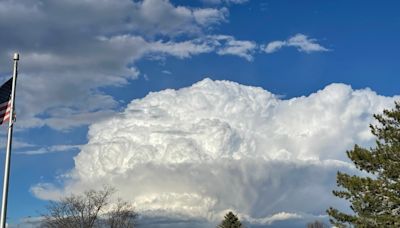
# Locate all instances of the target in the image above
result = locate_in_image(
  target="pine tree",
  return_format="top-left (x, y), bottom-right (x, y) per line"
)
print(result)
top-left (217, 211), bottom-right (243, 228)
top-left (327, 102), bottom-right (400, 227)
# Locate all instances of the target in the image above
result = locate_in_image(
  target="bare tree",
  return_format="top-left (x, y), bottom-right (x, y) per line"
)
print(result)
top-left (41, 186), bottom-right (137, 228)
top-left (306, 220), bottom-right (328, 228)
top-left (104, 199), bottom-right (137, 228)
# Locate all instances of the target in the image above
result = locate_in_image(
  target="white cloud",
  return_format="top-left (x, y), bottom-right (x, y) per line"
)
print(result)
top-left (0, 137), bottom-right (36, 151)
top-left (241, 212), bottom-right (302, 225)
top-left (193, 7), bottom-right (228, 26)
top-left (162, 70), bottom-right (172, 75)
top-left (150, 38), bottom-right (216, 58)
top-left (264, 40), bottom-right (286, 54)
top-left (16, 144), bottom-right (81, 155)
top-left (132, 0), bottom-right (228, 35)
top-left (1, 1), bottom-right (326, 132)
top-left (213, 35), bottom-right (257, 61)
top-left (102, 34), bottom-right (257, 62)
top-left (12, 33), bottom-right (257, 130)
top-left (263, 34), bottom-right (330, 53)
top-left (32, 79), bottom-right (399, 226)
top-left (0, 0), bottom-right (234, 130)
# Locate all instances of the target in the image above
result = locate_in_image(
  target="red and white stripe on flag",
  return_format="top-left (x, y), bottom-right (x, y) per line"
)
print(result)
top-left (0, 101), bottom-right (11, 124)
top-left (0, 77), bottom-right (13, 125)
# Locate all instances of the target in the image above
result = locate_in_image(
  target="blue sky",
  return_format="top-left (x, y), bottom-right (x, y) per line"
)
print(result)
top-left (0, 0), bottom-right (400, 227)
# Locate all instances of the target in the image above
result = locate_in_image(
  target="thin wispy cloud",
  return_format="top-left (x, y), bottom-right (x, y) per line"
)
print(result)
top-left (263, 34), bottom-right (330, 53)
top-left (213, 35), bottom-right (257, 61)
top-left (162, 70), bottom-right (172, 75)
top-left (201, 0), bottom-right (249, 5)
top-left (16, 144), bottom-right (82, 155)
top-left (240, 212), bottom-right (302, 225)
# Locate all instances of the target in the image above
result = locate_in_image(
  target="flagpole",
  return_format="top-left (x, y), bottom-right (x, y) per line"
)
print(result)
top-left (0, 53), bottom-right (19, 228)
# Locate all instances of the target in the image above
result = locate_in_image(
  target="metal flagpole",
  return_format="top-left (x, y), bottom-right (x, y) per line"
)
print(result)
top-left (0, 53), bottom-right (19, 228)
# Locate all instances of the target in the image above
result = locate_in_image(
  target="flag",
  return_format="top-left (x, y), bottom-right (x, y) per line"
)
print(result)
top-left (0, 78), bottom-right (12, 125)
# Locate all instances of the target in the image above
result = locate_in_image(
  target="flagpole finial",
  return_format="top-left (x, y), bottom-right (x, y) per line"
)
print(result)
top-left (13, 53), bottom-right (19, 61)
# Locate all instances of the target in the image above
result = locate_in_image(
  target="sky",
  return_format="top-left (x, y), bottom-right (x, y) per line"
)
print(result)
top-left (0, 0), bottom-right (400, 227)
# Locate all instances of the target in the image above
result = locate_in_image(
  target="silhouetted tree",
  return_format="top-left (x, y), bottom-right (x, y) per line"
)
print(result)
top-left (217, 211), bottom-right (243, 228)
top-left (307, 220), bottom-right (328, 228)
top-left (327, 102), bottom-right (400, 227)
top-left (41, 186), bottom-right (137, 228)
top-left (104, 199), bottom-right (137, 228)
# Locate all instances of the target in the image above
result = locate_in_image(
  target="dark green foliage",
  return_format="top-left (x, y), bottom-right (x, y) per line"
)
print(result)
top-left (327, 102), bottom-right (400, 227)
top-left (217, 211), bottom-right (243, 228)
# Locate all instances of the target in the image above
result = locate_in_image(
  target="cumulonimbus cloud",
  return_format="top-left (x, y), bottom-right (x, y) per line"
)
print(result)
top-left (31, 79), bottom-right (398, 226)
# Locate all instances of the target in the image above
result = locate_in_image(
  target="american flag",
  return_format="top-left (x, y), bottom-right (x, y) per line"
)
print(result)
top-left (0, 78), bottom-right (12, 125)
